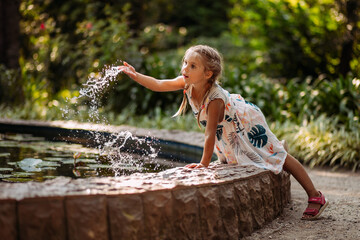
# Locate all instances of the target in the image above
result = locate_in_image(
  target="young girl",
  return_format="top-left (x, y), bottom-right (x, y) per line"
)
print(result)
top-left (119, 45), bottom-right (328, 220)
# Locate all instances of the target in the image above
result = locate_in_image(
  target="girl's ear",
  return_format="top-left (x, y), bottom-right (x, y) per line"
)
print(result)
top-left (205, 70), bottom-right (213, 80)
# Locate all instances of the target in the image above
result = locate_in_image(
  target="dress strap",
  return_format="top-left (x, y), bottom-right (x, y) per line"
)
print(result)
top-left (203, 84), bottom-right (228, 109)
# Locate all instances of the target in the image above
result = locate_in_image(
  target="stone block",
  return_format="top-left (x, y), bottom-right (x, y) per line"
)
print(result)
top-left (269, 173), bottom-right (281, 216)
top-left (233, 181), bottom-right (253, 237)
top-left (107, 194), bottom-right (145, 240)
top-left (282, 172), bottom-right (291, 204)
top-left (142, 190), bottom-right (174, 239)
top-left (172, 188), bottom-right (201, 240)
top-left (218, 183), bottom-right (239, 239)
top-left (260, 174), bottom-right (275, 222)
top-left (197, 185), bottom-right (225, 239)
top-left (66, 196), bottom-right (108, 240)
top-left (0, 200), bottom-right (17, 240)
top-left (18, 197), bottom-right (66, 240)
top-left (248, 177), bottom-right (265, 229)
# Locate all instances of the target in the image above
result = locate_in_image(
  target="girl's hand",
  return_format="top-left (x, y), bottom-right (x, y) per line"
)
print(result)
top-left (118, 62), bottom-right (137, 79)
top-left (185, 163), bottom-right (207, 169)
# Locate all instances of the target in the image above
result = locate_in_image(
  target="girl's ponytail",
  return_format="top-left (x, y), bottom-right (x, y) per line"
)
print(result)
top-left (172, 85), bottom-right (189, 118)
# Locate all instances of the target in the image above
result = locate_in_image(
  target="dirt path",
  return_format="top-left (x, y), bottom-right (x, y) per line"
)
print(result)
top-left (244, 167), bottom-right (360, 240)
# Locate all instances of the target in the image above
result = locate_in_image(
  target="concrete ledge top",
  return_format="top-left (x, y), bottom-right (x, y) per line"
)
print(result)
top-left (0, 164), bottom-right (273, 201)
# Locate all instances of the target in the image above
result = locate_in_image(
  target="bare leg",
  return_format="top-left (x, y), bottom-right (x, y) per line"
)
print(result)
top-left (283, 153), bottom-right (322, 219)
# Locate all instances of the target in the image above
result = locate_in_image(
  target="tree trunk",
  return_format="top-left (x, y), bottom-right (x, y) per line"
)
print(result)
top-left (0, 0), bottom-right (23, 105)
top-left (0, 0), bottom-right (21, 69)
top-left (338, 0), bottom-right (359, 76)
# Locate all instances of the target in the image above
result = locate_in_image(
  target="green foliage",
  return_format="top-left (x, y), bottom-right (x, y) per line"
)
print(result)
top-left (271, 115), bottom-right (360, 171)
top-left (229, 0), bottom-right (360, 78)
top-left (120, 0), bottom-right (230, 41)
top-left (164, 0), bottom-right (230, 40)
top-left (222, 71), bottom-right (360, 129)
top-left (20, 0), bottom-right (135, 92)
top-left (73, 3), bottom-right (133, 74)
top-left (137, 23), bottom-right (187, 52)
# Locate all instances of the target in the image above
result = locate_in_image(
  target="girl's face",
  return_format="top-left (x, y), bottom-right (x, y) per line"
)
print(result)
top-left (181, 51), bottom-right (212, 85)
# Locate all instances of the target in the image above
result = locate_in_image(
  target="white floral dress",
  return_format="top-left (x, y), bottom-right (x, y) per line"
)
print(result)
top-left (186, 83), bottom-right (287, 174)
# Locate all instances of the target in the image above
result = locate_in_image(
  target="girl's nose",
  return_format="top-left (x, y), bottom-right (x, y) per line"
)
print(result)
top-left (182, 67), bottom-right (187, 74)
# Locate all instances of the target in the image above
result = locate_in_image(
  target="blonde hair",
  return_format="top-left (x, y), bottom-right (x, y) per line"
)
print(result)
top-left (173, 45), bottom-right (223, 128)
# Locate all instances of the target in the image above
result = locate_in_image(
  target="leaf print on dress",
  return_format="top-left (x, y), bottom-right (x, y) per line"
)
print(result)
top-left (200, 120), bottom-right (207, 127)
top-left (225, 115), bottom-right (233, 122)
top-left (216, 125), bottom-right (224, 141)
top-left (241, 150), bottom-right (263, 164)
top-left (228, 132), bottom-right (242, 155)
top-left (247, 124), bottom-right (268, 148)
top-left (233, 114), bottom-right (244, 134)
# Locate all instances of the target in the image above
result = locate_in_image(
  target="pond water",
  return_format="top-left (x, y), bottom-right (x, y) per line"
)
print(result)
top-left (0, 133), bottom-right (185, 183)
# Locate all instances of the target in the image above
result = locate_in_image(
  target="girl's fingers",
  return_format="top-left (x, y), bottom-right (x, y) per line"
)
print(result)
top-left (185, 163), bottom-right (204, 169)
top-left (185, 164), bottom-right (196, 168)
top-left (118, 65), bottom-right (136, 79)
top-left (123, 61), bottom-right (130, 68)
top-left (124, 61), bottom-right (135, 71)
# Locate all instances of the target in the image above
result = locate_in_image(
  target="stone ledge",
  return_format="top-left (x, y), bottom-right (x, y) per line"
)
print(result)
top-left (0, 164), bottom-right (291, 239)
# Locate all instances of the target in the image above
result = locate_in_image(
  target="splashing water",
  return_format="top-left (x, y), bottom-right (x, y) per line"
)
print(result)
top-left (78, 65), bottom-right (124, 123)
top-left (61, 63), bottom-right (160, 176)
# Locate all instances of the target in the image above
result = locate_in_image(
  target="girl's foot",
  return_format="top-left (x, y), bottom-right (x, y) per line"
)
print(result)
top-left (301, 191), bottom-right (329, 220)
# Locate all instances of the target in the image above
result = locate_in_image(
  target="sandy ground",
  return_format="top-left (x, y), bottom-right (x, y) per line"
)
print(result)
top-left (244, 166), bottom-right (360, 240)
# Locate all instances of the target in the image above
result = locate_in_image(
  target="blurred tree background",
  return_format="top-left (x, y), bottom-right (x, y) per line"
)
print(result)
top-left (0, 0), bottom-right (359, 170)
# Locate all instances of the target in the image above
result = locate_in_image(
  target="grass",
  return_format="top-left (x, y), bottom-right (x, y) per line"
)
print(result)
top-left (271, 115), bottom-right (360, 172)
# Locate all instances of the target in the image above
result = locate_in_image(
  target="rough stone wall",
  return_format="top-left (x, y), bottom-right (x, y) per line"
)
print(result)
top-left (0, 164), bottom-right (290, 240)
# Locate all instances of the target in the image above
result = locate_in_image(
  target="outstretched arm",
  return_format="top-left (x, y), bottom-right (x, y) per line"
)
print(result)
top-left (119, 62), bottom-right (185, 92)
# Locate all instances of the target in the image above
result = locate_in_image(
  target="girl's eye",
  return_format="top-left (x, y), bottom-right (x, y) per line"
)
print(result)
top-left (191, 64), bottom-right (196, 69)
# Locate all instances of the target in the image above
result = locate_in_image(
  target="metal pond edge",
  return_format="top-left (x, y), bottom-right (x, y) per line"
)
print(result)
top-left (0, 120), bottom-right (203, 163)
